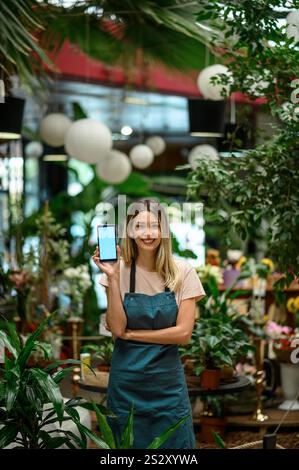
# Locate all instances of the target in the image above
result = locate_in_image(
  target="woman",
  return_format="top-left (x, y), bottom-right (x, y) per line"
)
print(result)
top-left (92, 198), bottom-right (206, 449)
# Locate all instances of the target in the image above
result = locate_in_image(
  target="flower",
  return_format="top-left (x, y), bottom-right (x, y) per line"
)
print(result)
top-left (287, 296), bottom-right (299, 314)
top-left (265, 320), bottom-right (292, 337)
top-left (235, 256), bottom-right (247, 270)
top-left (261, 258), bottom-right (274, 273)
top-left (196, 264), bottom-right (224, 285)
top-left (58, 265), bottom-right (92, 317)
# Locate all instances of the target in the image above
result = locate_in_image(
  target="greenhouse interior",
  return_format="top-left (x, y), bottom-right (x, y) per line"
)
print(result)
top-left (0, 0), bottom-right (299, 454)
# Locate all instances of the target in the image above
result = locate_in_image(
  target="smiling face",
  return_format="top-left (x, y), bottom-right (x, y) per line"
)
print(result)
top-left (129, 210), bottom-right (162, 253)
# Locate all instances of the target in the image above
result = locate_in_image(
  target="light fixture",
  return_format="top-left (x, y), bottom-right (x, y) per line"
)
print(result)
top-left (25, 141), bottom-right (43, 159)
top-left (188, 144), bottom-right (219, 170)
top-left (129, 144), bottom-right (154, 169)
top-left (286, 10), bottom-right (299, 42)
top-left (40, 113), bottom-right (72, 147)
top-left (124, 96), bottom-right (148, 106)
top-left (43, 154), bottom-right (68, 162)
top-left (121, 125), bottom-right (133, 136)
top-left (0, 96), bottom-right (25, 140)
top-left (65, 118), bottom-right (112, 164)
top-left (96, 150), bottom-right (132, 184)
top-left (197, 64), bottom-right (232, 101)
top-left (145, 136), bottom-right (166, 156)
top-left (188, 99), bottom-right (226, 137)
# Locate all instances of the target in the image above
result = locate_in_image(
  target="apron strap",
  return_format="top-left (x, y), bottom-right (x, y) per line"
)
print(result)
top-left (130, 258), bottom-right (170, 293)
top-left (130, 258), bottom-right (136, 293)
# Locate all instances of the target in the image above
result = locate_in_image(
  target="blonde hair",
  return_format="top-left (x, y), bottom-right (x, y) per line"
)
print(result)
top-left (120, 198), bottom-right (182, 292)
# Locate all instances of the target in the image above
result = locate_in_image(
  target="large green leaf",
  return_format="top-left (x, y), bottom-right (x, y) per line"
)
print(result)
top-left (0, 424), bottom-right (18, 449)
top-left (29, 368), bottom-right (64, 423)
top-left (0, 330), bottom-right (18, 359)
top-left (17, 313), bottom-right (54, 369)
top-left (147, 415), bottom-right (189, 449)
top-left (5, 367), bottom-right (20, 412)
top-left (93, 402), bottom-right (116, 449)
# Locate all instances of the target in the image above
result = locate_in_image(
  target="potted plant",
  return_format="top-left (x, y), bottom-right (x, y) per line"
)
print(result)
top-left (265, 320), bottom-right (299, 410)
top-left (83, 337), bottom-right (114, 372)
top-left (199, 395), bottom-right (227, 443)
top-left (0, 314), bottom-right (111, 449)
top-left (188, 314), bottom-right (253, 390)
top-left (182, 270), bottom-right (254, 390)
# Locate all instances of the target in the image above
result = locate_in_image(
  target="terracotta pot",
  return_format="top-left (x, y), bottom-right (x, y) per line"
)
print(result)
top-left (97, 363), bottom-right (110, 372)
top-left (200, 368), bottom-right (221, 390)
top-left (200, 416), bottom-right (227, 443)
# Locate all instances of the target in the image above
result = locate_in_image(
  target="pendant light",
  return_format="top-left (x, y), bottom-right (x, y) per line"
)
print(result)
top-left (188, 99), bottom-right (227, 137)
top-left (0, 96), bottom-right (25, 140)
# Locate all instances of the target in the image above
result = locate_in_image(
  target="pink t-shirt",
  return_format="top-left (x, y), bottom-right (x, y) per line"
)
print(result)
top-left (98, 257), bottom-right (206, 307)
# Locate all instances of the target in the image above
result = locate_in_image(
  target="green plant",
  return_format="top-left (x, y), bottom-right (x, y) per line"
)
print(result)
top-left (83, 336), bottom-right (114, 365)
top-left (212, 431), bottom-right (226, 449)
top-left (0, 312), bottom-right (189, 449)
top-left (177, 0), bottom-right (299, 287)
top-left (0, 314), bottom-right (111, 449)
top-left (0, 0), bottom-right (53, 89)
top-left (94, 402), bottom-right (189, 449)
top-left (190, 313), bottom-right (254, 376)
top-left (42, 0), bottom-right (212, 73)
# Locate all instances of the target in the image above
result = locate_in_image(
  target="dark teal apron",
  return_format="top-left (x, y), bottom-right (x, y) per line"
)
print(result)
top-left (106, 258), bottom-right (196, 449)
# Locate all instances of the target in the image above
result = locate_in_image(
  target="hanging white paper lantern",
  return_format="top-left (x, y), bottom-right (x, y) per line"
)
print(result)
top-left (197, 64), bottom-right (233, 101)
top-left (145, 136), bottom-right (166, 156)
top-left (40, 113), bottom-right (72, 147)
top-left (96, 150), bottom-right (132, 184)
top-left (25, 141), bottom-right (43, 159)
top-left (65, 118), bottom-right (112, 164)
top-left (129, 144), bottom-right (154, 169)
top-left (188, 144), bottom-right (219, 169)
top-left (286, 10), bottom-right (299, 42)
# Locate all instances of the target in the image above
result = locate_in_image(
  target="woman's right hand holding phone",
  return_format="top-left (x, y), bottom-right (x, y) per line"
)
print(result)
top-left (92, 245), bottom-right (121, 279)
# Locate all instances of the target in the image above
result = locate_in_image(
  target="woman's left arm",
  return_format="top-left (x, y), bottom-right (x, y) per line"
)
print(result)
top-left (118, 298), bottom-right (196, 345)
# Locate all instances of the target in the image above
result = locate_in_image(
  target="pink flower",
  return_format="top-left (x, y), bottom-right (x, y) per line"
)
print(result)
top-left (265, 320), bottom-right (292, 337)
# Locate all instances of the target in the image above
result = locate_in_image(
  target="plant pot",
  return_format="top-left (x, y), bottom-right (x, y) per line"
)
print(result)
top-left (200, 416), bottom-right (227, 443)
top-left (97, 363), bottom-right (110, 372)
top-left (278, 362), bottom-right (299, 411)
top-left (220, 365), bottom-right (234, 380)
top-left (200, 368), bottom-right (221, 390)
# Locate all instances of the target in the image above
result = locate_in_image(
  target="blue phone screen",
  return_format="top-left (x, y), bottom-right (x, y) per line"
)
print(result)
top-left (98, 226), bottom-right (117, 260)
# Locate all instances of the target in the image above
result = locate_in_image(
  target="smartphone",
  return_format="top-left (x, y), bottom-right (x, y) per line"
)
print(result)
top-left (97, 224), bottom-right (117, 262)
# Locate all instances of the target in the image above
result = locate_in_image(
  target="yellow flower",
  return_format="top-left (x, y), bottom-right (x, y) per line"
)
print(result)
top-left (261, 258), bottom-right (274, 272)
top-left (236, 256), bottom-right (247, 270)
top-left (294, 296), bottom-right (299, 311)
top-left (287, 297), bottom-right (297, 314)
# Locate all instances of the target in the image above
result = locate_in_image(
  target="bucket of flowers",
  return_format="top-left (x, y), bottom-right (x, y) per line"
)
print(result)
top-left (265, 320), bottom-right (299, 410)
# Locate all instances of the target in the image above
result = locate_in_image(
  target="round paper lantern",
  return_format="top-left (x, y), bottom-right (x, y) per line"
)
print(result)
top-left (197, 64), bottom-right (233, 101)
top-left (129, 144), bottom-right (154, 169)
top-left (188, 144), bottom-right (219, 170)
top-left (145, 136), bottom-right (166, 156)
top-left (40, 113), bottom-right (72, 147)
top-left (96, 150), bottom-right (132, 184)
top-left (286, 10), bottom-right (299, 42)
top-left (65, 118), bottom-right (112, 164)
top-left (25, 141), bottom-right (43, 159)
